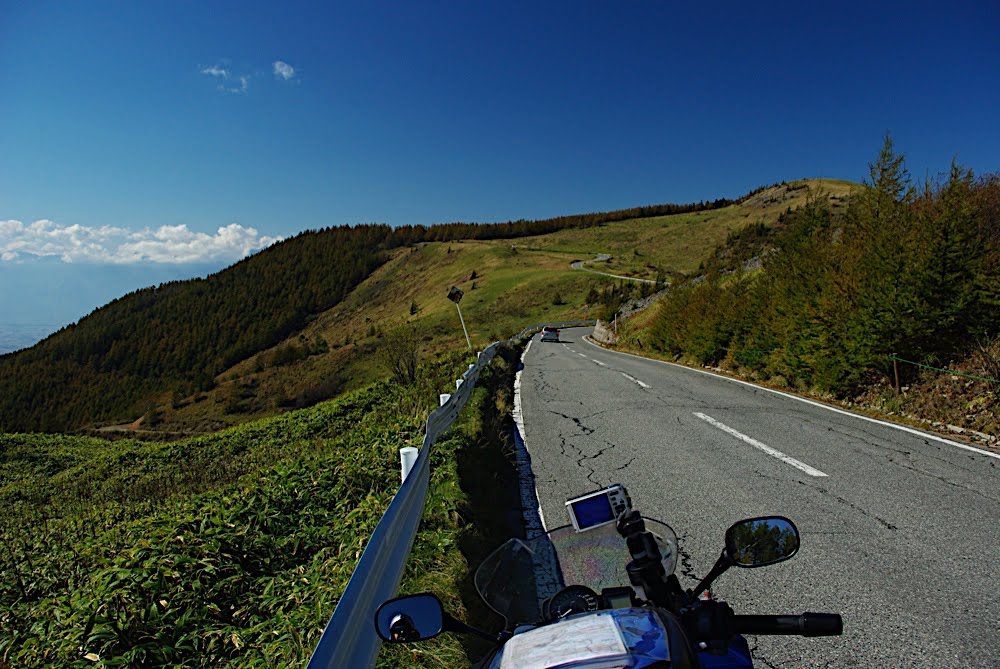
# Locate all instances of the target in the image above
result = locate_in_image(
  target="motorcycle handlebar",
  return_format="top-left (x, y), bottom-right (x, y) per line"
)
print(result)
top-left (734, 613), bottom-right (843, 637)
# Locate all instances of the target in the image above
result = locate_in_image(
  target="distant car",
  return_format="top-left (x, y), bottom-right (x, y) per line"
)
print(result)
top-left (541, 326), bottom-right (559, 342)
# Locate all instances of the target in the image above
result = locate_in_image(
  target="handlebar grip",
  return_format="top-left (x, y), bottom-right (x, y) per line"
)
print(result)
top-left (734, 613), bottom-right (843, 637)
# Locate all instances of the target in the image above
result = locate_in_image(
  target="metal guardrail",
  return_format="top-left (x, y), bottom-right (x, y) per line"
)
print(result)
top-left (306, 321), bottom-right (595, 668)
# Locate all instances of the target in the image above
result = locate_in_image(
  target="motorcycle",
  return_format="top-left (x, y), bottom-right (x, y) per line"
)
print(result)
top-left (373, 484), bottom-right (842, 668)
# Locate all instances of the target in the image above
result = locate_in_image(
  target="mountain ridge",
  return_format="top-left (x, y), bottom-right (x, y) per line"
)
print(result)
top-left (0, 180), bottom-right (852, 434)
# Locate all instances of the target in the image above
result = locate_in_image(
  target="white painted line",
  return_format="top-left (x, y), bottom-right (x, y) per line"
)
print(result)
top-left (621, 372), bottom-right (651, 389)
top-left (513, 340), bottom-right (547, 534)
top-left (593, 360), bottom-right (607, 367)
top-left (578, 353), bottom-right (587, 358)
top-left (514, 345), bottom-right (532, 423)
top-left (695, 412), bottom-right (828, 477)
top-left (583, 337), bottom-right (1000, 462)
top-left (537, 501), bottom-right (548, 532)
top-left (515, 351), bottom-right (573, 597)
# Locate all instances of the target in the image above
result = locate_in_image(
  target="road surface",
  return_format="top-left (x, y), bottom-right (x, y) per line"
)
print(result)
top-left (515, 326), bottom-right (1000, 668)
top-left (570, 253), bottom-right (657, 284)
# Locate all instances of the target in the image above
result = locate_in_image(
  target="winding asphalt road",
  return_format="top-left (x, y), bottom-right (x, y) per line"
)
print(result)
top-left (570, 253), bottom-right (657, 284)
top-left (516, 326), bottom-right (1000, 668)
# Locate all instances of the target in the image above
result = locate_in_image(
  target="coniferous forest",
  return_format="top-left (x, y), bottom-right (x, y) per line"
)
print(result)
top-left (649, 137), bottom-right (1000, 395)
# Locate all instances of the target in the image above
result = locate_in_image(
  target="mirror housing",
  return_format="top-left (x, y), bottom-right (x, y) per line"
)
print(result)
top-left (725, 516), bottom-right (800, 568)
top-left (374, 593), bottom-right (445, 643)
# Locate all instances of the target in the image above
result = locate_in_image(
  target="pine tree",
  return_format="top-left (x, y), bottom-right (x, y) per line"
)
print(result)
top-left (846, 133), bottom-right (920, 373)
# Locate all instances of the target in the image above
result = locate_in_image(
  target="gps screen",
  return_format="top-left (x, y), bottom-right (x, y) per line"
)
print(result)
top-left (572, 493), bottom-right (615, 530)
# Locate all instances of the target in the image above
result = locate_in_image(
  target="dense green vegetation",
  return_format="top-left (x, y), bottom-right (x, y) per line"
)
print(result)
top-left (0, 196), bottom-right (747, 435)
top-left (647, 137), bottom-right (1000, 395)
top-left (0, 351), bottom-right (508, 668)
top-left (0, 226), bottom-right (393, 433)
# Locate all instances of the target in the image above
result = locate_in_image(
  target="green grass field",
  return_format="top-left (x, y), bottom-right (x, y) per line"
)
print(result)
top-left (517, 179), bottom-right (855, 278)
top-left (95, 180), bottom-right (856, 443)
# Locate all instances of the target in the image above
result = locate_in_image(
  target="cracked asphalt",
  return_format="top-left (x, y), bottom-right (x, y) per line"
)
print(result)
top-left (516, 327), bottom-right (1000, 668)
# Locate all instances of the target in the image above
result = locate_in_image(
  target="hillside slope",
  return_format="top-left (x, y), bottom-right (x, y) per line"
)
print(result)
top-left (0, 180), bottom-right (852, 435)
top-left (148, 179), bottom-right (853, 435)
top-left (0, 227), bottom-right (396, 433)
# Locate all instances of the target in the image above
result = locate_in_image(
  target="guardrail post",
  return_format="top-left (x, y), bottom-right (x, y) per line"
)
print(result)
top-left (439, 393), bottom-right (451, 406)
top-left (893, 354), bottom-right (901, 395)
top-left (399, 447), bottom-right (418, 482)
top-left (455, 379), bottom-right (463, 390)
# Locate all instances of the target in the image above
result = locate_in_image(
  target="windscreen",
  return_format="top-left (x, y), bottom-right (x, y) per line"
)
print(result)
top-left (474, 518), bottom-right (678, 626)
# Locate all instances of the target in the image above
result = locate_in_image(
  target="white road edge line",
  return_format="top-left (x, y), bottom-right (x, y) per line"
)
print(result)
top-left (583, 336), bottom-right (1000, 462)
top-left (513, 339), bottom-right (548, 533)
top-left (695, 412), bottom-right (828, 477)
top-left (621, 372), bottom-right (651, 389)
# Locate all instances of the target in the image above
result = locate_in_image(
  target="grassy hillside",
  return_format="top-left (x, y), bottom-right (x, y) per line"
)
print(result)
top-left (0, 192), bottom-right (750, 435)
top-left (1, 180), bottom-right (846, 437)
top-left (516, 179), bottom-right (855, 278)
top-left (135, 179), bottom-right (854, 436)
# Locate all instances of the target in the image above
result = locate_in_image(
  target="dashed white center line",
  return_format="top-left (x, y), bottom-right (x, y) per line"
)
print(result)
top-left (621, 373), bottom-right (650, 388)
top-left (593, 360), bottom-right (607, 366)
top-left (694, 412), bottom-right (828, 477)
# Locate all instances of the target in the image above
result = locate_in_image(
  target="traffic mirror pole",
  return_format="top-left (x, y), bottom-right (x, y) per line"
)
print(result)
top-left (447, 285), bottom-right (472, 351)
top-left (455, 302), bottom-right (472, 351)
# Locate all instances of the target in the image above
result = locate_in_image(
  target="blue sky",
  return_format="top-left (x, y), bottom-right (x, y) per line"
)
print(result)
top-left (1, 1), bottom-right (998, 347)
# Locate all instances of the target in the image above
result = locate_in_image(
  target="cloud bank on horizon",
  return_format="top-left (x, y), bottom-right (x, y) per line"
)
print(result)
top-left (0, 219), bottom-right (281, 264)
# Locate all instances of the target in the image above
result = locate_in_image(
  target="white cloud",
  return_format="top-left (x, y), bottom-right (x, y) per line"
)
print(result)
top-left (200, 65), bottom-right (229, 78)
top-left (200, 62), bottom-right (250, 94)
top-left (0, 219), bottom-right (281, 265)
top-left (201, 60), bottom-right (297, 93)
top-left (220, 74), bottom-right (251, 94)
top-left (273, 60), bottom-right (295, 80)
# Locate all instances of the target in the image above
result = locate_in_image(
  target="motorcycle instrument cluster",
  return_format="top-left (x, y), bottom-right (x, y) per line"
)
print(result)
top-left (542, 585), bottom-right (601, 620)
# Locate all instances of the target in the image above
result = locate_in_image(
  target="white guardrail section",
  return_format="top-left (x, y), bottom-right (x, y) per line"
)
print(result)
top-left (306, 321), bottom-right (595, 669)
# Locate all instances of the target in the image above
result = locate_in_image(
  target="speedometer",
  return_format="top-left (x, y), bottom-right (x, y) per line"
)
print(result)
top-left (542, 585), bottom-right (601, 620)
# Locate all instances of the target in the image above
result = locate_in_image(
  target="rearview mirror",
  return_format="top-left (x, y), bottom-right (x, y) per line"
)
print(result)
top-left (725, 516), bottom-right (799, 568)
top-left (374, 593), bottom-right (444, 643)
